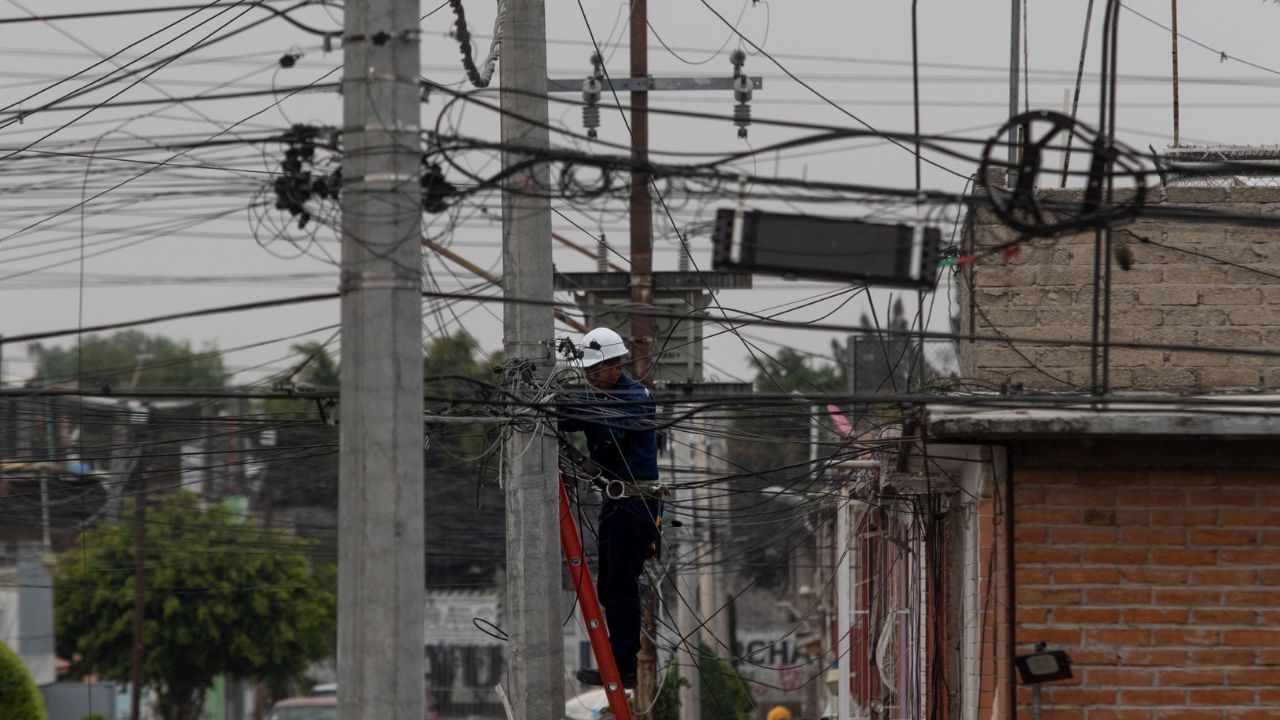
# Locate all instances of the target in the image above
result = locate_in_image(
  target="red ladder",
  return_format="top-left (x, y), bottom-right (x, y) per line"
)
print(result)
top-left (558, 475), bottom-right (634, 720)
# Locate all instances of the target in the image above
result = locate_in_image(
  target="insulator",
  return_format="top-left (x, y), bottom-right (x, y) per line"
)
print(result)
top-left (582, 76), bottom-right (603, 104)
top-left (733, 102), bottom-right (751, 139)
top-left (733, 74), bottom-right (753, 104)
top-left (582, 104), bottom-right (601, 139)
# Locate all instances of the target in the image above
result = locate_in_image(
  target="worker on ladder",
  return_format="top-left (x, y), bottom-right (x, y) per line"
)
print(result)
top-left (560, 327), bottom-right (662, 690)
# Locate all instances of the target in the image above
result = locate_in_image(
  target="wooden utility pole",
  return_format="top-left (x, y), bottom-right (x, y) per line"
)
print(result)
top-left (629, 0), bottom-right (655, 386)
top-left (336, 0), bottom-right (425, 716)
top-left (627, 2), bottom-right (661, 715)
top-left (500, 0), bottom-right (563, 716)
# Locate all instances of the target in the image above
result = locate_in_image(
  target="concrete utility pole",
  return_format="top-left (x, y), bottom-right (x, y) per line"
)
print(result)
top-left (698, 435), bottom-right (731, 652)
top-left (337, 0), bottom-right (425, 716)
top-left (499, 0), bottom-right (563, 716)
top-left (677, 431), bottom-right (702, 720)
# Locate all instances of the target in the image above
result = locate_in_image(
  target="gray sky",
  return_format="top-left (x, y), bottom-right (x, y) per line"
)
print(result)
top-left (3, 0), bottom-right (1277, 385)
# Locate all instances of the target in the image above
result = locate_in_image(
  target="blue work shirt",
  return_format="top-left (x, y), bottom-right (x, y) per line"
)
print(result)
top-left (559, 372), bottom-right (659, 483)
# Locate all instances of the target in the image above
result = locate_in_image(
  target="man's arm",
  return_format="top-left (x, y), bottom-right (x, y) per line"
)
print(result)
top-left (555, 390), bottom-right (598, 433)
top-left (588, 386), bottom-right (655, 433)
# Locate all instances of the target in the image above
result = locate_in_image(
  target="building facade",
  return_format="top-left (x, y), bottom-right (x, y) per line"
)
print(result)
top-left (926, 179), bottom-right (1280, 719)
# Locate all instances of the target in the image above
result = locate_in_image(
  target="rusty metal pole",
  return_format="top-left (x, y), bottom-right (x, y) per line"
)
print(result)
top-left (629, 1), bottom-right (659, 715)
top-left (629, 0), bottom-right (654, 386)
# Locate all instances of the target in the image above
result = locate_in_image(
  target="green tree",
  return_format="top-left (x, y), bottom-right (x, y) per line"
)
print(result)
top-left (654, 662), bottom-right (689, 720)
top-left (0, 640), bottom-right (47, 720)
top-left (845, 297), bottom-right (933, 396)
top-left (261, 341), bottom-right (340, 420)
top-left (422, 330), bottom-right (498, 381)
top-left (749, 347), bottom-right (846, 395)
top-left (423, 330), bottom-right (503, 461)
top-left (698, 645), bottom-right (753, 720)
top-left (728, 346), bottom-right (846, 492)
top-left (54, 493), bottom-right (335, 720)
top-left (256, 331), bottom-right (507, 588)
top-left (730, 300), bottom-right (944, 486)
top-left (654, 650), bottom-right (753, 720)
top-left (421, 331), bottom-right (506, 587)
top-left (29, 330), bottom-right (226, 389)
top-left (291, 341), bottom-right (339, 388)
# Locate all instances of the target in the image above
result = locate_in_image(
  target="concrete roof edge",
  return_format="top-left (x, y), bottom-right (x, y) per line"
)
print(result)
top-left (923, 394), bottom-right (1280, 441)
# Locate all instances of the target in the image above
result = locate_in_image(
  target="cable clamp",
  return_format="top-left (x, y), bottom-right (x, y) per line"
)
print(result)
top-left (343, 29), bottom-right (421, 45)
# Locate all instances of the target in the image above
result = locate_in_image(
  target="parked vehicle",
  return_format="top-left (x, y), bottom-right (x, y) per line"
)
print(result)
top-left (564, 687), bottom-right (617, 720)
top-left (269, 696), bottom-right (337, 720)
top-left (271, 687), bottom-right (437, 720)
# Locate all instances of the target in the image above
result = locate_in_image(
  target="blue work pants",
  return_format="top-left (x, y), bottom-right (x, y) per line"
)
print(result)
top-left (596, 496), bottom-right (661, 676)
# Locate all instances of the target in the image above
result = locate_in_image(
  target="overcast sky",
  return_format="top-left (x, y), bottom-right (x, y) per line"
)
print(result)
top-left (3, 0), bottom-right (1277, 386)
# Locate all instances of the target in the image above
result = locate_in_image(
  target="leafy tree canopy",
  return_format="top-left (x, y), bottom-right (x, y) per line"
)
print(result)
top-left (287, 341), bottom-right (339, 388)
top-left (698, 644), bottom-right (754, 720)
top-left (654, 662), bottom-right (689, 720)
top-left (421, 331), bottom-right (506, 587)
top-left (422, 330), bottom-right (500, 383)
top-left (257, 331), bottom-right (506, 588)
top-left (749, 346), bottom-right (846, 395)
top-left (261, 341), bottom-right (340, 420)
top-left (29, 331), bottom-right (225, 389)
top-left (0, 640), bottom-right (47, 720)
top-left (54, 492), bottom-right (335, 720)
top-left (654, 647), bottom-right (754, 720)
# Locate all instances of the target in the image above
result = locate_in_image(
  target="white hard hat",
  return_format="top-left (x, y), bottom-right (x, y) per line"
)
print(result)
top-left (578, 327), bottom-right (628, 368)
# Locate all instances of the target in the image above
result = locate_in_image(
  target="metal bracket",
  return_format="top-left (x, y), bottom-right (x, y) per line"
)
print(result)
top-left (546, 76), bottom-right (763, 93)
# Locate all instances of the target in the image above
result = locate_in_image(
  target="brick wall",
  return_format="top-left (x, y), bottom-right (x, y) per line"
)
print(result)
top-left (1012, 466), bottom-right (1280, 720)
top-left (960, 183), bottom-right (1280, 392)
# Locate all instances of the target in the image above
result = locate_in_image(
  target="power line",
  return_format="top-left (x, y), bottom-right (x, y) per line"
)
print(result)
top-left (0, 292), bottom-right (338, 346)
top-left (0, 84), bottom-right (338, 119)
top-left (695, 0), bottom-right (967, 181)
top-left (1120, 2), bottom-right (1280, 77)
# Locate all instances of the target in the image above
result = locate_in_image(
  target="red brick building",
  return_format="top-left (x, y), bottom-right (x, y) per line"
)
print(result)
top-left (925, 181), bottom-right (1280, 719)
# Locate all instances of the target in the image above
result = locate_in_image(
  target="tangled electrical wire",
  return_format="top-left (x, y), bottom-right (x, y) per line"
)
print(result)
top-left (270, 123), bottom-right (340, 230)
